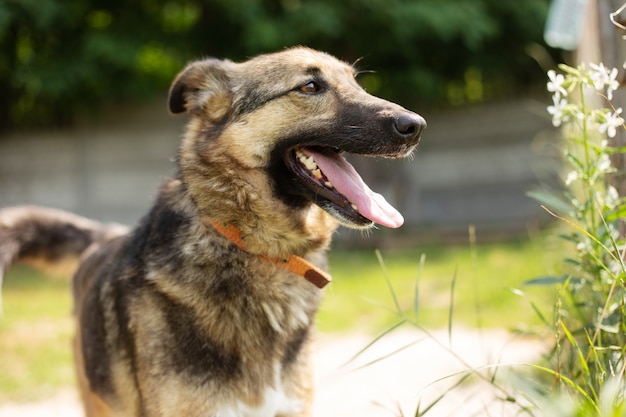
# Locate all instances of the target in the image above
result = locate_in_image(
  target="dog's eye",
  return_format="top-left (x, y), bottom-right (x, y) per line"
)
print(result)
top-left (298, 81), bottom-right (321, 94)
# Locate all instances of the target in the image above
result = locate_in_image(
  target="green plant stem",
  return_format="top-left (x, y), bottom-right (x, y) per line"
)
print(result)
top-left (578, 83), bottom-right (598, 241)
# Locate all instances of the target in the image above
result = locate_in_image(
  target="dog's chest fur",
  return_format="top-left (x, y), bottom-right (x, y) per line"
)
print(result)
top-left (216, 364), bottom-right (303, 416)
top-left (75, 180), bottom-right (324, 415)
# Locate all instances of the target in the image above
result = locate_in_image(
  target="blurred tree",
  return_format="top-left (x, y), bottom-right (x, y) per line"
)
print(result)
top-left (0, 0), bottom-right (551, 131)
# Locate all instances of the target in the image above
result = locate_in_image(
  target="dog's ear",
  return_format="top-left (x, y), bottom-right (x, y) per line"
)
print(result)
top-left (168, 59), bottom-right (234, 116)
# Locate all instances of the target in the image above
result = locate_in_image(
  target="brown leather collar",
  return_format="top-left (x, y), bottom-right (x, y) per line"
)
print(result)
top-left (210, 222), bottom-right (331, 289)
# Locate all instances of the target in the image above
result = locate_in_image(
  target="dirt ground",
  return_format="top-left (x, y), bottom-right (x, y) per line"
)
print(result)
top-left (0, 327), bottom-right (544, 417)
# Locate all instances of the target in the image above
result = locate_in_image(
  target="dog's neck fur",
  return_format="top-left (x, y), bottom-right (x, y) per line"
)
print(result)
top-left (210, 221), bottom-right (332, 288)
top-left (177, 136), bottom-right (339, 260)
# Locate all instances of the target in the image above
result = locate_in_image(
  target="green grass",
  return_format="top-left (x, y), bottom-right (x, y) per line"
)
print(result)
top-left (0, 235), bottom-right (559, 402)
top-left (0, 266), bottom-right (75, 402)
top-left (318, 236), bottom-right (559, 333)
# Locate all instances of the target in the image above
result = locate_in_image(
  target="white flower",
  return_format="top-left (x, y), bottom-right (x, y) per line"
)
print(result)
top-left (606, 185), bottom-right (619, 209)
top-left (597, 153), bottom-right (612, 173)
top-left (589, 63), bottom-right (609, 90)
top-left (606, 67), bottom-right (620, 100)
top-left (598, 107), bottom-right (624, 138)
top-left (547, 94), bottom-right (569, 127)
top-left (576, 240), bottom-right (591, 253)
top-left (589, 63), bottom-right (620, 100)
top-left (565, 170), bottom-right (578, 185)
top-left (547, 70), bottom-right (567, 98)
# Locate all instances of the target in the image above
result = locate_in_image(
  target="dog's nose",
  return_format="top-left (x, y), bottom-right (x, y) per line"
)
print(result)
top-left (393, 114), bottom-right (426, 143)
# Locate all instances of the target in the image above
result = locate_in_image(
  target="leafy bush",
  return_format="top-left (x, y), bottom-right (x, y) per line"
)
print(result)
top-left (0, 0), bottom-right (551, 130)
top-left (527, 61), bottom-right (626, 415)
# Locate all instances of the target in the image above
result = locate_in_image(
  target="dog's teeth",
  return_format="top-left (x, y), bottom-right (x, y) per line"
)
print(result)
top-left (303, 157), bottom-right (318, 171)
top-left (295, 150), bottom-right (324, 179)
top-left (351, 203), bottom-right (359, 212)
top-left (325, 181), bottom-right (334, 189)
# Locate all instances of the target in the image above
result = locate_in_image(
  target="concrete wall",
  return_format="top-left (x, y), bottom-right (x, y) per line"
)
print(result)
top-left (0, 98), bottom-right (183, 224)
top-left (0, 98), bottom-right (559, 241)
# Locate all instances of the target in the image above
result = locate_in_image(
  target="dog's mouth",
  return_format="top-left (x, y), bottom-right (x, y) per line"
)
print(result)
top-left (283, 147), bottom-right (404, 229)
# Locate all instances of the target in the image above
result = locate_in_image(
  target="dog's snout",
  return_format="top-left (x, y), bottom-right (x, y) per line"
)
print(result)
top-left (393, 114), bottom-right (426, 143)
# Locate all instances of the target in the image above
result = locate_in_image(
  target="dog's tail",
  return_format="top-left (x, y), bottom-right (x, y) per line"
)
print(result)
top-left (0, 206), bottom-right (128, 284)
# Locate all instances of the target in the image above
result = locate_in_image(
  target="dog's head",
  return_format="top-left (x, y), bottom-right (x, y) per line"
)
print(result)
top-left (169, 47), bottom-right (425, 232)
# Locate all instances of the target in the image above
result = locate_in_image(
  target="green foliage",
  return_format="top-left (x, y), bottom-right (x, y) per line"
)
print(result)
top-left (320, 238), bottom-right (554, 333)
top-left (0, 0), bottom-right (551, 130)
top-left (524, 62), bottom-right (626, 415)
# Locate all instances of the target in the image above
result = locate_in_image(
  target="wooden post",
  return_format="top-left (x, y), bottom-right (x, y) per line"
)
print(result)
top-left (598, 1), bottom-right (626, 201)
top-left (578, 0), bottom-right (626, 239)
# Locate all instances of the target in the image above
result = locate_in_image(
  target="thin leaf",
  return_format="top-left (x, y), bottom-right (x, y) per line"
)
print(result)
top-left (560, 320), bottom-right (592, 381)
top-left (598, 210), bottom-right (626, 275)
top-left (527, 191), bottom-right (573, 216)
top-left (564, 257), bottom-right (582, 267)
top-left (604, 145), bottom-right (626, 154)
top-left (559, 233), bottom-right (580, 243)
top-left (414, 253), bottom-right (426, 319)
top-left (530, 299), bottom-right (552, 329)
top-left (359, 296), bottom-right (401, 315)
top-left (528, 363), bottom-right (600, 413)
top-left (348, 338), bottom-right (425, 373)
top-left (541, 206), bottom-right (622, 266)
top-left (341, 320), bottom-right (406, 368)
top-left (415, 372), bottom-right (475, 416)
top-left (584, 329), bottom-right (605, 375)
top-left (605, 204), bottom-right (626, 223)
top-left (448, 265), bottom-right (458, 345)
top-left (565, 151), bottom-right (585, 172)
top-left (375, 249), bottom-right (403, 315)
top-left (417, 362), bottom-right (526, 410)
top-left (523, 276), bottom-right (570, 286)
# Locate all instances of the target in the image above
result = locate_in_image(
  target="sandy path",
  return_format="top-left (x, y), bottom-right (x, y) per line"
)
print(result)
top-left (314, 327), bottom-right (542, 416)
top-left (0, 327), bottom-right (544, 417)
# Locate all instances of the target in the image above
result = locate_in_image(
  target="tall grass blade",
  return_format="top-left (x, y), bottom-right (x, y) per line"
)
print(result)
top-left (523, 276), bottom-right (572, 286)
top-left (598, 209), bottom-right (626, 274)
top-left (414, 253), bottom-right (426, 319)
top-left (541, 205), bottom-right (622, 265)
top-left (448, 265), bottom-right (458, 346)
top-left (529, 299), bottom-right (551, 329)
top-left (559, 321), bottom-right (589, 377)
top-left (468, 224), bottom-right (483, 330)
top-left (528, 364), bottom-right (600, 414)
top-left (375, 249), bottom-right (403, 315)
top-left (341, 320), bottom-right (406, 368)
top-left (348, 338), bottom-right (426, 373)
top-left (415, 372), bottom-right (474, 416)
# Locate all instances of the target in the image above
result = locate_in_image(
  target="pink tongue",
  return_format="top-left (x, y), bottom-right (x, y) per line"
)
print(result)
top-left (303, 149), bottom-right (404, 228)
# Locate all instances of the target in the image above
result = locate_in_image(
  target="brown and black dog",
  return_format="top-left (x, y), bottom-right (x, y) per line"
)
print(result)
top-left (0, 47), bottom-right (425, 416)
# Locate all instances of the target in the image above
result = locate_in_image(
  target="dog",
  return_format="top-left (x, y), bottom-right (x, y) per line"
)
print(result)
top-left (0, 47), bottom-right (425, 417)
